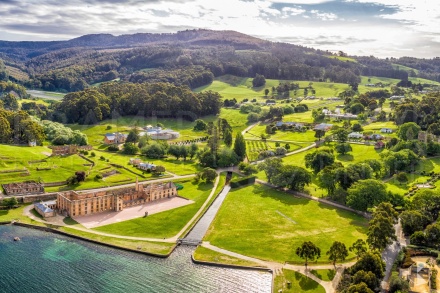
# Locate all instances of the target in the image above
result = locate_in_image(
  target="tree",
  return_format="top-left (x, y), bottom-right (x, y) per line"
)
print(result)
top-left (425, 223), bottom-right (440, 247)
top-left (141, 143), bottom-right (166, 158)
top-left (349, 239), bottom-right (368, 260)
top-left (126, 128), bottom-right (139, 143)
top-left (346, 179), bottom-right (388, 211)
top-left (122, 142), bottom-right (139, 155)
top-left (346, 282), bottom-right (374, 293)
top-left (295, 241), bottom-right (321, 270)
top-left (388, 274), bottom-right (410, 293)
top-left (411, 189), bottom-right (440, 221)
top-left (395, 172), bottom-right (408, 185)
top-left (326, 241), bottom-right (348, 268)
top-left (257, 157), bottom-right (283, 183)
top-left (305, 150), bottom-right (335, 174)
top-left (397, 122), bottom-right (421, 141)
top-left (352, 123), bottom-right (363, 132)
top-left (199, 168), bottom-right (218, 183)
top-left (252, 74), bottom-right (266, 87)
top-left (208, 126), bottom-right (220, 154)
top-left (410, 231), bottom-right (427, 246)
top-left (272, 165), bottom-right (311, 191)
top-left (314, 129), bottom-right (325, 141)
top-left (335, 143), bottom-right (352, 155)
top-left (317, 165), bottom-right (339, 195)
top-left (233, 133), bottom-right (246, 161)
top-left (264, 88), bottom-right (269, 96)
top-left (193, 119), bottom-right (208, 131)
top-left (189, 143), bottom-right (199, 160)
top-left (367, 212), bottom-right (397, 251)
top-left (0, 115), bottom-right (11, 143)
top-left (168, 145), bottom-right (183, 160)
top-left (352, 270), bottom-right (379, 291)
top-left (224, 128), bottom-right (233, 147)
top-left (217, 147), bottom-right (239, 167)
top-left (400, 210), bottom-right (430, 236)
top-left (153, 165), bottom-right (165, 175)
top-left (198, 149), bottom-right (217, 168)
top-left (333, 129), bottom-right (348, 143)
top-left (2, 197), bottom-right (18, 209)
top-left (349, 103), bottom-right (365, 114)
top-left (350, 251), bottom-right (386, 279)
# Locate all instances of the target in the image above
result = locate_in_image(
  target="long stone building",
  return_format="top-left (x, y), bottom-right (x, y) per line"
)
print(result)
top-left (56, 180), bottom-right (177, 217)
top-left (2, 181), bottom-right (45, 196)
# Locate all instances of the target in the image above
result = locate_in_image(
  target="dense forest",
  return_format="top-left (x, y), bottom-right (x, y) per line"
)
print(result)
top-left (54, 82), bottom-right (222, 124)
top-left (2, 29), bottom-right (436, 93)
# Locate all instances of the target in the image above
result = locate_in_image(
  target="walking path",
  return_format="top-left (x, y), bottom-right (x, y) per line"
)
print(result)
top-left (201, 241), bottom-right (355, 293)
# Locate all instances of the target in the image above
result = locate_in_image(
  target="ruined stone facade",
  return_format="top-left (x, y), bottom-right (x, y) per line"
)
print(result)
top-left (2, 181), bottom-right (45, 196)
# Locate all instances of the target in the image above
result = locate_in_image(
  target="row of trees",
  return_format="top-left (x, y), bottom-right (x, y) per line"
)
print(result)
top-left (0, 109), bottom-right (45, 145)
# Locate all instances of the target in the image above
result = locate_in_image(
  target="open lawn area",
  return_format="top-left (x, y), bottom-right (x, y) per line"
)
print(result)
top-left (204, 184), bottom-right (368, 263)
top-left (92, 180), bottom-right (213, 238)
top-left (274, 269), bottom-right (325, 293)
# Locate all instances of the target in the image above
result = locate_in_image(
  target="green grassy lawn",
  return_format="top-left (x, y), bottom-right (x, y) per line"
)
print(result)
top-left (274, 269), bottom-right (325, 293)
top-left (244, 124), bottom-right (317, 143)
top-left (384, 157), bottom-right (440, 195)
top-left (362, 121), bottom-right (398, 132)
top-left (409, 77), bottom-right (440, 86)
top-left (325, 56), bottom-right (358, 63)
top-left (193, 246), bottom-right (263, 267)
top-left (204, 184), bottom-right (368, 263)
top-left (93, 180), bottom-right (213, 238)
top-left (392, 63), bottom-right (419, 74)
top-left (69, 116), bottom-right (216, 146)
top-left (92, 149), bottom-right (201, 176)
top-left (60, 226), bottom-right (175, 255)
top-left (27, 89), bottom-right (66, 100)
top-left (0, 204), bottom-right (46, 226)
top-left (310, 269), bottom-right (336, 281)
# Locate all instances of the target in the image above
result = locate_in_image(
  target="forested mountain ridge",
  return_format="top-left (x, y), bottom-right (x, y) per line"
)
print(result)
top-left (0, 29), bottom-right (439, 92)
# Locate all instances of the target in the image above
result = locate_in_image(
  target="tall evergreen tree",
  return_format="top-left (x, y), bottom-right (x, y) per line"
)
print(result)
top-left (233, 133), bottom-right (246, 161)
top-left (224, 128), bottom-right (233, 147)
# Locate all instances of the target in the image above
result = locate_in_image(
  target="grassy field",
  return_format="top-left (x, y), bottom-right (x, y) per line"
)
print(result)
top-left (310, 269), bottom-right (336, 281)
top-left (0, 204), bottom-right (46, 226)
top-left (193, 246), bottom-right (263, 267)
top-left (93, 180), bottom-right (213, 238)
top-left (27, 89), bottom-right (66, 100)
top-left (392, 63), bottom-right (419, 74)
top-left (274, 269), bottom-right (325, 293)
top-left (204, 184), bottom-right (368, 263)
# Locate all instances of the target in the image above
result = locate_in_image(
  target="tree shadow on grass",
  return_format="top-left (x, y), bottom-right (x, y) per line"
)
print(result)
top-left (248, 184), bottom-right (310, 206)
top-left (337, 154), bottom-right (354, 162)
top-left (296, 271), bottom-right (320, 291)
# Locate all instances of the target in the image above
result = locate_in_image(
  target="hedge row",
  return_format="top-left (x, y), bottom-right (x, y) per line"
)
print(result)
top-left (230, 176), bottom-right (256, 188)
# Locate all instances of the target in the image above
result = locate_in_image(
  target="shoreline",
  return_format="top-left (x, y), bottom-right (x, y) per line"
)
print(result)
top-left (8, 221), bottom-right (175, 258)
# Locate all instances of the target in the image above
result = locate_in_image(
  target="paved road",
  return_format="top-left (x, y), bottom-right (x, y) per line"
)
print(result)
top-left (381, 220), bottom-right (406, 291)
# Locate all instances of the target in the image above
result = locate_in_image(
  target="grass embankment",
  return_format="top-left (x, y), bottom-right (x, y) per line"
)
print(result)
top-left (203, 184), bottom-right (368, 264)
top-left (310, 269), bottom-right (336, 281)
top-left (274, 269), bottom-right (326, 293)
top-left (59, 226), bottom-right (175, 255)
top-left (93, 180), bottom-right (213, 238)
top-left (0, 204), bottom-right (46, 227)
top-left (193, 246), bottom-right (263, 267)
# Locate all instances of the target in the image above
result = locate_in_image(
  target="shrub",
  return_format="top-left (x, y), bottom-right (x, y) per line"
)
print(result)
top-left (95, 174), bottom-right (103, 179)
top-left (107, 145), bottom-right (119, 152)
top-left (106, 125), bottom-right (112, 130)
top-left (230, 176), bottom-right (256, 188)
top-left (100, 156), bottom-right (105, 160)
top-left (90, 152), bottom-right (96, 157)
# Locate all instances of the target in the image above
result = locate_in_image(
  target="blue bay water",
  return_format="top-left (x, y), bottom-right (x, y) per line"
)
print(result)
top-left (0, 225), bottom-right (271, 293)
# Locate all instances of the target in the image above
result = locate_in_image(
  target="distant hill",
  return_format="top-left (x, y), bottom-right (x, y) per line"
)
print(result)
top-left (0, 29), bottom-right (438, 92)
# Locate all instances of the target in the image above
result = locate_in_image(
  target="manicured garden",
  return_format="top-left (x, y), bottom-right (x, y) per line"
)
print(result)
top-left (203, 184), bottom-right (368, 263)
top-left (93, 180), bottom-right (214, 238)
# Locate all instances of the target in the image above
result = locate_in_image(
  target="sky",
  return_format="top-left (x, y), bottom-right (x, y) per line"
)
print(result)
top-left (0, 0), bottom-right (439, 58)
